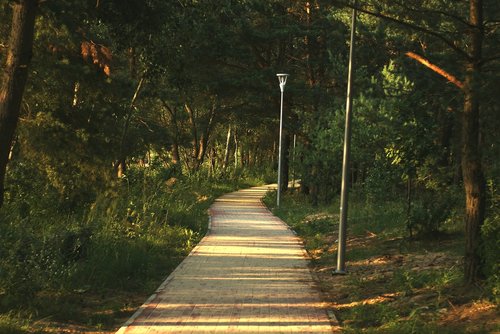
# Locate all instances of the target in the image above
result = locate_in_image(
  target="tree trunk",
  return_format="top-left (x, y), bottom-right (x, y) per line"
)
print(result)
top-left (185, 103), bottom-right (199, 171)
top-left (160, 100), bottom-right (182, 171)
top-left (115, 77), bottom-right (144, 177)
top-left (462, 64), bottom-right (486, 284)
top-left (406, 176), bottom-right (413, 239)
top-left (462, 0), bottom-right (486, 284)
top-left (272, 140), bottom-right (276, 166)
top-left (117, 158), bottom-right (127, 178)
top-left (195, 106), bottom-right (216, 169)
top-left (310, 164), bottom-right (319, 207)
top-left (223, 125), bottom-right (232, 170)
top-left (0, 0), bottom-right (38, 208)
top-left (172, 142), bottom-right (180, 165)
top-left (209, 147), bottom-right (216, 176)
top-left (234, 130), bottom-right (239, 169)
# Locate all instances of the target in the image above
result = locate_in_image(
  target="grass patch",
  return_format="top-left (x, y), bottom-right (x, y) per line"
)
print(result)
top-left (0, 312), bottom-right (46, 334)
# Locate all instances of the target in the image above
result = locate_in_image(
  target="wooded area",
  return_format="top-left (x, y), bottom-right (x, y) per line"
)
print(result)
top-left (0, 0), bottom-right (498, 332)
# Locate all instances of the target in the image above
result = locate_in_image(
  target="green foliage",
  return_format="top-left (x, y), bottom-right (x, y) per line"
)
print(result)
top-left (263, 189), bottom-right (406, 256)
top-left (408, 190), bottom-right (454, 236)
top-left (348, 193), bottom-right (406, 237)
top-left (0, 163), bottom-right (262, 327)
top-left (0, 313), bottom-right (31, 334)
top-left (481, 180), bottom-right (500, 302)
top-left (391, 267), bottom-right (461, 298)
top-left (296, 107), bottom-right (344, 204)
top-left (344, 302), bottom-right (399, 329)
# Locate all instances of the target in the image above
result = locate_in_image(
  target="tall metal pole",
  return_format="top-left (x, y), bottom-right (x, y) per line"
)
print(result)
top-left (276, 74), bottom-right (288, 207)
top-left (335, 3), bottom-right (357, 275)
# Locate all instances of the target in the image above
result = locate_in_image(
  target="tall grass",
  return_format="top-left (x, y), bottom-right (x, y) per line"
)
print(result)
top-left (263, 189), bottom-right (407, 243)
top-left (0, 164), bottom-right (266, 332)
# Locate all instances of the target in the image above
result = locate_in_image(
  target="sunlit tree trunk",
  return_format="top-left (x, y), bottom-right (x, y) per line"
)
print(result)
top-left (234, 130), bottom-right (239, 169)
top-left (117, 158), bottom-right (127, 178)
top-left (0, 0), bottom-right (38, 208)
top-left (223, 125), bottom-right (232, 170)
top-left (172, 142), bottom-right (181, 166)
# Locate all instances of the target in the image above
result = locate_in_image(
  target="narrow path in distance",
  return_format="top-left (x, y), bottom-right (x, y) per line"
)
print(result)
top-left (116, 185), bottom-right (334, 334)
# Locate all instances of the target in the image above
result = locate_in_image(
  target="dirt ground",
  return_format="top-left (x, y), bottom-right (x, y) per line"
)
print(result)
top-left (309, 232), bottom-right (500, 333)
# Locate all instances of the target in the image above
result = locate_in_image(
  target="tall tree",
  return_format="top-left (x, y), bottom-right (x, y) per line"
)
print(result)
top-left (461, 0), bottom-right (486, 283)
top-left (341, 0), bottom-right (499, 283)
top-left (0, 0), bottom-right (38, 208)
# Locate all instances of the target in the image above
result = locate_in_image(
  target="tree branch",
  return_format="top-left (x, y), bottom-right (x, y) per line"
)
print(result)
top-left (160, 99), bottom-right (176, 119)
top-left (336, 1), bottom-right (471, 61)
top-left (129, 77), bottom-right (144, 109)
top-left (405, 52), bottom-right (464, 90)
top-left (114, 76), bottom-right (145, 170)
top-left (391, 0), bottom-right (474, 29)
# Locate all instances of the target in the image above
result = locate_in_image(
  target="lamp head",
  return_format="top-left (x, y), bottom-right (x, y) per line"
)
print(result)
top-left (276, 73), bottom-right (289, 92)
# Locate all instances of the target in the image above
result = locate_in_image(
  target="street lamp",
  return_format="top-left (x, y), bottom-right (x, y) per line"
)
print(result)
top-left (334, 2), bottom-right (357, 275)
top-left (276, 73), bottom-right (289, 207)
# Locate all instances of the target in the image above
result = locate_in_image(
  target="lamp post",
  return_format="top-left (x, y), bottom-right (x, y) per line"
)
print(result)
top-left (334, 2), bottom-right (357, 275)
top-left (276, 73), bottom-right (289, 207)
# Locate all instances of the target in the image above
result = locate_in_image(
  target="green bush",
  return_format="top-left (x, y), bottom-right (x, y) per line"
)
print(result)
top-left (408, 190), bottom-right (454, 237)
top-left (481, 179), bottom-right (500, 302)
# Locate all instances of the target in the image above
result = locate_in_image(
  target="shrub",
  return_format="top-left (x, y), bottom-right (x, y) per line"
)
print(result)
top-left (408, 190), bottom-right (454, 237)
top-left (481, 185), bottom-right (500, 302)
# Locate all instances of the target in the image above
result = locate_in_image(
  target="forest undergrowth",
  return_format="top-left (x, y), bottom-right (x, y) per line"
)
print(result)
top-left (0, 164), bottom-right (271, 333)
top-left (264, 189), bottom-right (499, 334)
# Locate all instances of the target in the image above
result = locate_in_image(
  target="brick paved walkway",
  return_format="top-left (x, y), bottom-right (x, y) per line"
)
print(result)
top-left (116, 185), bottom-right (334, 334)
